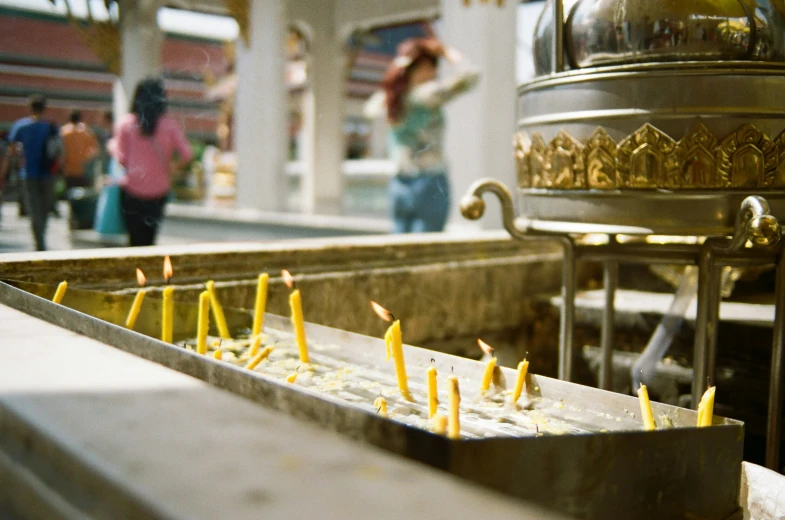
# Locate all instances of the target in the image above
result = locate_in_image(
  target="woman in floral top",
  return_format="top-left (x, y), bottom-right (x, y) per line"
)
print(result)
top-left (365, 38), bottom-right (479, 233)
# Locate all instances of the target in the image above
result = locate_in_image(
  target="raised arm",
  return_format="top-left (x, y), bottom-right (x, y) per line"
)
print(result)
top-left (408, 47), bottom-right (480, 108)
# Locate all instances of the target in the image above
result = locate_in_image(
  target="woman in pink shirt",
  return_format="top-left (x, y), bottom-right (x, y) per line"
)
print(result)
top-left (115, 77), bottom-right (192, 246)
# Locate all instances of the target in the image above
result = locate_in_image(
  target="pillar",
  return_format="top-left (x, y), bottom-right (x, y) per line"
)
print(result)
top-left (299, 1), bottom-right (346, 215)
top-left (233, 0), bottom-right (288, 211)
top-left (113, 0), bottom-right (162, 120)
top-left (440, 0), bottom-right (518, 230)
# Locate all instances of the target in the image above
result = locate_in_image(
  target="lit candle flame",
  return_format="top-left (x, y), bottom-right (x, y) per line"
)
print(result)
top-left (477, 338), bottom-right (495, 357)
top-left (370, 301), bottom-right (393, 323)
top-left (281, 269), bottom-right (295, 290)
top-left (136, 268), bottom-right (147, 287)
top-left (163, 256), bottom-right (173, 284)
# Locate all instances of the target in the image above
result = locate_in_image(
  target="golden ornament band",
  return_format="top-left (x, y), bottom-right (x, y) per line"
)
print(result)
top-left (516, 123), bottom-right (785, 191)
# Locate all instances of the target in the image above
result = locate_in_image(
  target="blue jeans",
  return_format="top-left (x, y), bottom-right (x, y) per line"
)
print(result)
top-left (389, 172), bottom-right (450, 233)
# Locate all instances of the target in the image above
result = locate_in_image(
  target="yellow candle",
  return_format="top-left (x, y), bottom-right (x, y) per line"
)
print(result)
top-left (196, 290), bottom-right (210, 355)
top-left (289, 289), bottom-right (310, 363)
top-left (385, 320), bottom-right (411, 401)
top-left (698, 386), bottom-right (716, 427)
top-left (249, 335), bottom-right (263, 357)
top-left (213, 349), bottom-right (223, 360)
top-left (52, 281), bottom-right (67, 304)
top-left (252, 273), bottom-right (268, 339)
top-left (477, 339), bottom-right (496, 396)
top-left (205, 280), bottom-right (231, 339)
top-left (431, 414), bottom-right (448, 435)
top-left (637, 383), bottom-right (657, 431)
top-left (481, 357), bottom-right (497, 396)
top-left (427, 362), bottom-right (439, 418)
top-left (246, 346), bottom-right (274, 370)
top-left (374, 396), bottom-right (388, 417)
top-left (161, 286), bottom-right (174, 343)
top-left (125, 290), bottom-right (146, 329)
top-left (286, 371), bottom-right (298, 383)
top-left (448, 375), bottom-right (461, 439)
top-left (512, 358), bottom-right (529, 404)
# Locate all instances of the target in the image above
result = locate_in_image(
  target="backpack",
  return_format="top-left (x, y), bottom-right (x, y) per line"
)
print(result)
top-left (42, 122), bottom-right (63, 174)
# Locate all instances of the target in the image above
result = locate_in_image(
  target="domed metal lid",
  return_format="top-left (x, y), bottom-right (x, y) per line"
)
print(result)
top-left (533, 0), bottom-right (785, 75)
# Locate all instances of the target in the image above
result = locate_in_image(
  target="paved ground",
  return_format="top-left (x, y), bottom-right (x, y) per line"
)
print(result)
top-left (0, 201), bottom-right (193, 254)
top-left (0, 198), bottom-right (389, 254)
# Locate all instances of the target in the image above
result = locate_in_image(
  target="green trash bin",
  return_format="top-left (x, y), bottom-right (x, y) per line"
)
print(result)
top-left (67, 187), bottom-right (98, 230)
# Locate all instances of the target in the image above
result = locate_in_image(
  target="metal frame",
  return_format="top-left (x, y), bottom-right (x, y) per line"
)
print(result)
top-left (461, 178), bottom-right (785, 470)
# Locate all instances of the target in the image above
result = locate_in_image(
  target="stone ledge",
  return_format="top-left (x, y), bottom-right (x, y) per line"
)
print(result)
top-left (549, 289), bottom-right (775, 329)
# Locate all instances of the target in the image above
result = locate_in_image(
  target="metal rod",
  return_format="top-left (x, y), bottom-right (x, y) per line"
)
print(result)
top-left (559, 237), bottom-right (576, 381)
top-left (552, 0), bottom-right (564, 73)
top-left (600, 259), bottom-right (618, 390)
top-left (766, 249), bottom-right (785, 471)
top-left (692, 245), bottom-right (719, 409)
top-left (706, 264), bottom-right (722, 391)
top-left (576, 243), bottom-right (700, 264)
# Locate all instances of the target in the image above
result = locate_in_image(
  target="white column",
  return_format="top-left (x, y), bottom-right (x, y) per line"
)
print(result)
top-left (114, 0), bottom-right (162, 120)
top-left (440, 0), bottom-right (518, 230)
top-left (300, 2), bottom-right (346, 215)
top-left (233, 0), bottom-right (288, 211)
top-left (369, 116), bottom-right (389, 159)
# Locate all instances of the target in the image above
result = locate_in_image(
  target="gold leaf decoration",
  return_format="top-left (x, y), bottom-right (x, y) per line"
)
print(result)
top-left (512, 122), bottom-right (785, 191)
top-left (528, 133), bottom-right (548, 188)
top-left (514, 132), bottom-right (531, 188)
top-left (74, 20), bottom-right (121, 75)
top-left (585, 127), bottom-right (617, 189)
top-left (773, 129), bottom-right (785, 188)
top-left (676, 123), bottom-right (719, 188)
top-left (717, 123), bottom-right (777, 188)
top-left (617, 123), bottom-right (678, 188)
top-left (225, 0), bottom-right (250, 46)
top-left (545, 130), bottom-right (585, 189)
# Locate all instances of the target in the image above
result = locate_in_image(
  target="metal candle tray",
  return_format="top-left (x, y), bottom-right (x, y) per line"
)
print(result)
top-left (0, 280), bottom-right (744, 520)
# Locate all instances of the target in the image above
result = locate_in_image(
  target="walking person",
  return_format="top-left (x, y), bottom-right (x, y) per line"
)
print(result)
top-left (7, 95), bottom-right (62, 251)
top-left (61, 110), bottom-right (98, 189)
top-left (365, 38), bottom-right (479, 233)
top-left (114, 77), bottom-right (192, 246)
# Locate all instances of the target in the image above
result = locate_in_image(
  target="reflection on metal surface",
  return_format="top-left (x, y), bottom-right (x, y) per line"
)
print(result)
top-left (533, 0), bottom-right (581, 75)
top-left (567, 0), bottom-right (754, 69)
top-left (515, 122), bottom-right (785, 190)
top-left (532, 0), bottom-right (785, 75)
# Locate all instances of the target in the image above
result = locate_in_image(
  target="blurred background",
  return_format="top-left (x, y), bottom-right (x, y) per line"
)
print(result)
top-left (0, 0), bottom-right (544, 252)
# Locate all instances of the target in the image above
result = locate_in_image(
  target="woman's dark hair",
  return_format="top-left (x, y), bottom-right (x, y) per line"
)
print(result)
top-left (131, 77), bottom-right (167, 136)
top-left (382, 38), bottom-right (441, 124)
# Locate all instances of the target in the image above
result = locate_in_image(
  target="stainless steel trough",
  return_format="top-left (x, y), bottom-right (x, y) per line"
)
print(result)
top-left (0, 280), bottom-right (744, 520)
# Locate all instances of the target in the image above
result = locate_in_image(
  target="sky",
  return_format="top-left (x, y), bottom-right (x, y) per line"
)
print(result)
top-left (0, 0), bottom-right (543, 83)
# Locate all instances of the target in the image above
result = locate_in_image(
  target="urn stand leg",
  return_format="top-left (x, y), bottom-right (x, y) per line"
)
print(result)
top-left (692, 244), bottom-right (721, 409)
top-left (559, 238), bottom-right (576, 382)
top-left (766, 249), bottom-right (785, 471)
top-left (600, 254), bottom-right (618, 390)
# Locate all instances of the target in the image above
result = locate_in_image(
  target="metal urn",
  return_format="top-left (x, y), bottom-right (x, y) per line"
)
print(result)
top-left (461, 0), bottom-right (785, 471)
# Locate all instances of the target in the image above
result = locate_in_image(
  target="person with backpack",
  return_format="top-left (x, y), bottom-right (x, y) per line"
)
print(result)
top-left (7, 94), bottom-right (62, 251)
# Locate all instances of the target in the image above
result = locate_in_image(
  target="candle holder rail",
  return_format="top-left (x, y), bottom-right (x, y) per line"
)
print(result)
top-left (461, 177), bottom-right (785, 471)
top-left (0, 280), bottom-right (743, 520)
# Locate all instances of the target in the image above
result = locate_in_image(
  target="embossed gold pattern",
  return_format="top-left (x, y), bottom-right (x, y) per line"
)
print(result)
top-left (516, 123), bottom-right (785, 190)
